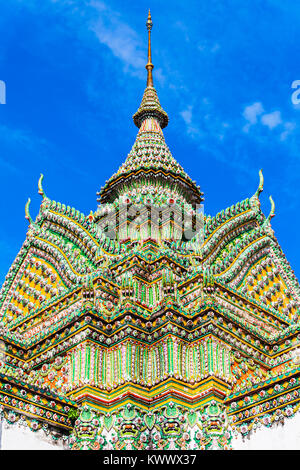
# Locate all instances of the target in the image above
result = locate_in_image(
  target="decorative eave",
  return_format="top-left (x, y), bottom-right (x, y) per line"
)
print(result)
top-left (0, 371), bottom-right (77, 430)
top-left (98, 167), bottom-right (203, 205)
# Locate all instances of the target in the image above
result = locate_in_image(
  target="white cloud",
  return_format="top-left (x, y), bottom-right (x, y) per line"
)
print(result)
top-left (261, 110), bottom-right (282, 129)
top-left (91, 16), bottom-right (143, 73)
top-left (180, 105), bottom-right (193, 125)
top-left (197, 40), bottom-right (220, 53)
top-left (10, 0), bottom-right (166, 87)
top-left (280, 121), bottom-right (296, 141)
top-left (23, 0), bottom-right (159, 81)
top-left (179, 105), bottom-right (203, 137)
top-left (174, 21), bottom-right (190, 42)
top-left (243, 101), bottom-right (264, 125)
top-left (89, 0), bottom-right (165, 82)
top-left (242, 103), bottom-right (295, 140)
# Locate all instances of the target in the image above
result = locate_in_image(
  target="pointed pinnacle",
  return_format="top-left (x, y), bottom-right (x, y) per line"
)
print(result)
top-left (146, 10), bottom-right (154, 87)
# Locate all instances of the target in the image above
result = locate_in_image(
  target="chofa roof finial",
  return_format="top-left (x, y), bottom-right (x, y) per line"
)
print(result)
top-left (267, 195), bottom-right (275, 222)
top-left (38, 173), bottom-right (47, 199)
top-left (254, 169), bottom-right (264, 198)
top-left (25, 198), bottom-right (33, 225)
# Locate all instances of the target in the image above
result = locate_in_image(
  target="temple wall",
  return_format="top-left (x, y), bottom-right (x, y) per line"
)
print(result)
top-left (0, 421), bottom-right (65, 450)
top-left (69, 337), bottom-right (232, 391)
top-left (232, 412), bottom-right (300, 450)
top-left (2, 414), bottom-right (300, 450)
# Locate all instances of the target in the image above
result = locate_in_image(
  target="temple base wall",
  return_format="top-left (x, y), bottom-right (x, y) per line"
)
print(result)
top-left (232, 412), bottom-right (300, 450)
top-left (0, 420), bottom-right (65, 450)
top-left (2, 413), bottom-right (300, 450)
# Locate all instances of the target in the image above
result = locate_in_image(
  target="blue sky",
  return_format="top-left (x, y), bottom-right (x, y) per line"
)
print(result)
top-left (0, 0), bottom-right (300, 283)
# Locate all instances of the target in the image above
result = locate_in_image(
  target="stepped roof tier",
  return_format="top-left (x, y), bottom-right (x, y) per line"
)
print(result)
top-left (98, 115), bottom-right (203, 207)
top-left (133, 86), bottom-right (169, 129)
top-left (0, 12), bottom-right (299, 451)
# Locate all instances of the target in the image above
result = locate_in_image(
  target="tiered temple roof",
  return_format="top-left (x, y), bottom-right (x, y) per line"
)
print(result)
top-left (0, 11), bottom-right (299, 450)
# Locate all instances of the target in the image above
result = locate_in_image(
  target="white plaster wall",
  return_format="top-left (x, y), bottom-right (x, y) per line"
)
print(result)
top-left (1, 423), bottom-right (65, 450)
top-left (232, 413), bottom-right (300, 450)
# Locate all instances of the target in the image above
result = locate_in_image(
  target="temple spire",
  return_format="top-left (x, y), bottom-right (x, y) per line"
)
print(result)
top-left (132, 11), bottom-right (169, 129)
top-left (146, 9), bottom-right (154, 87)
top-left (98, 12), bottom-right (203, 206)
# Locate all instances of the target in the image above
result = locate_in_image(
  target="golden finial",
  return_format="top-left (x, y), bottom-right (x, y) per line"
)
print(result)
top-left (131, 10), bottom-right (169, 130)
top-left (146, 9), bottom-right (154, 87)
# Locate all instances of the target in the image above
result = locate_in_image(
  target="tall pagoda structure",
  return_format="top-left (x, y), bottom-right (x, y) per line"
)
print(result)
top-left (0, 12), bottom-right (300, 450)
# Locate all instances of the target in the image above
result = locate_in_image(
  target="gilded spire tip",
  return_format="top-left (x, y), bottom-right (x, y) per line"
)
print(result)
top-left (146, 10), bottom-right (154, 87)
top-left (147, 9), bottom-right (153, 30)
top-left (132, 11), bottom-right (169, 129)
